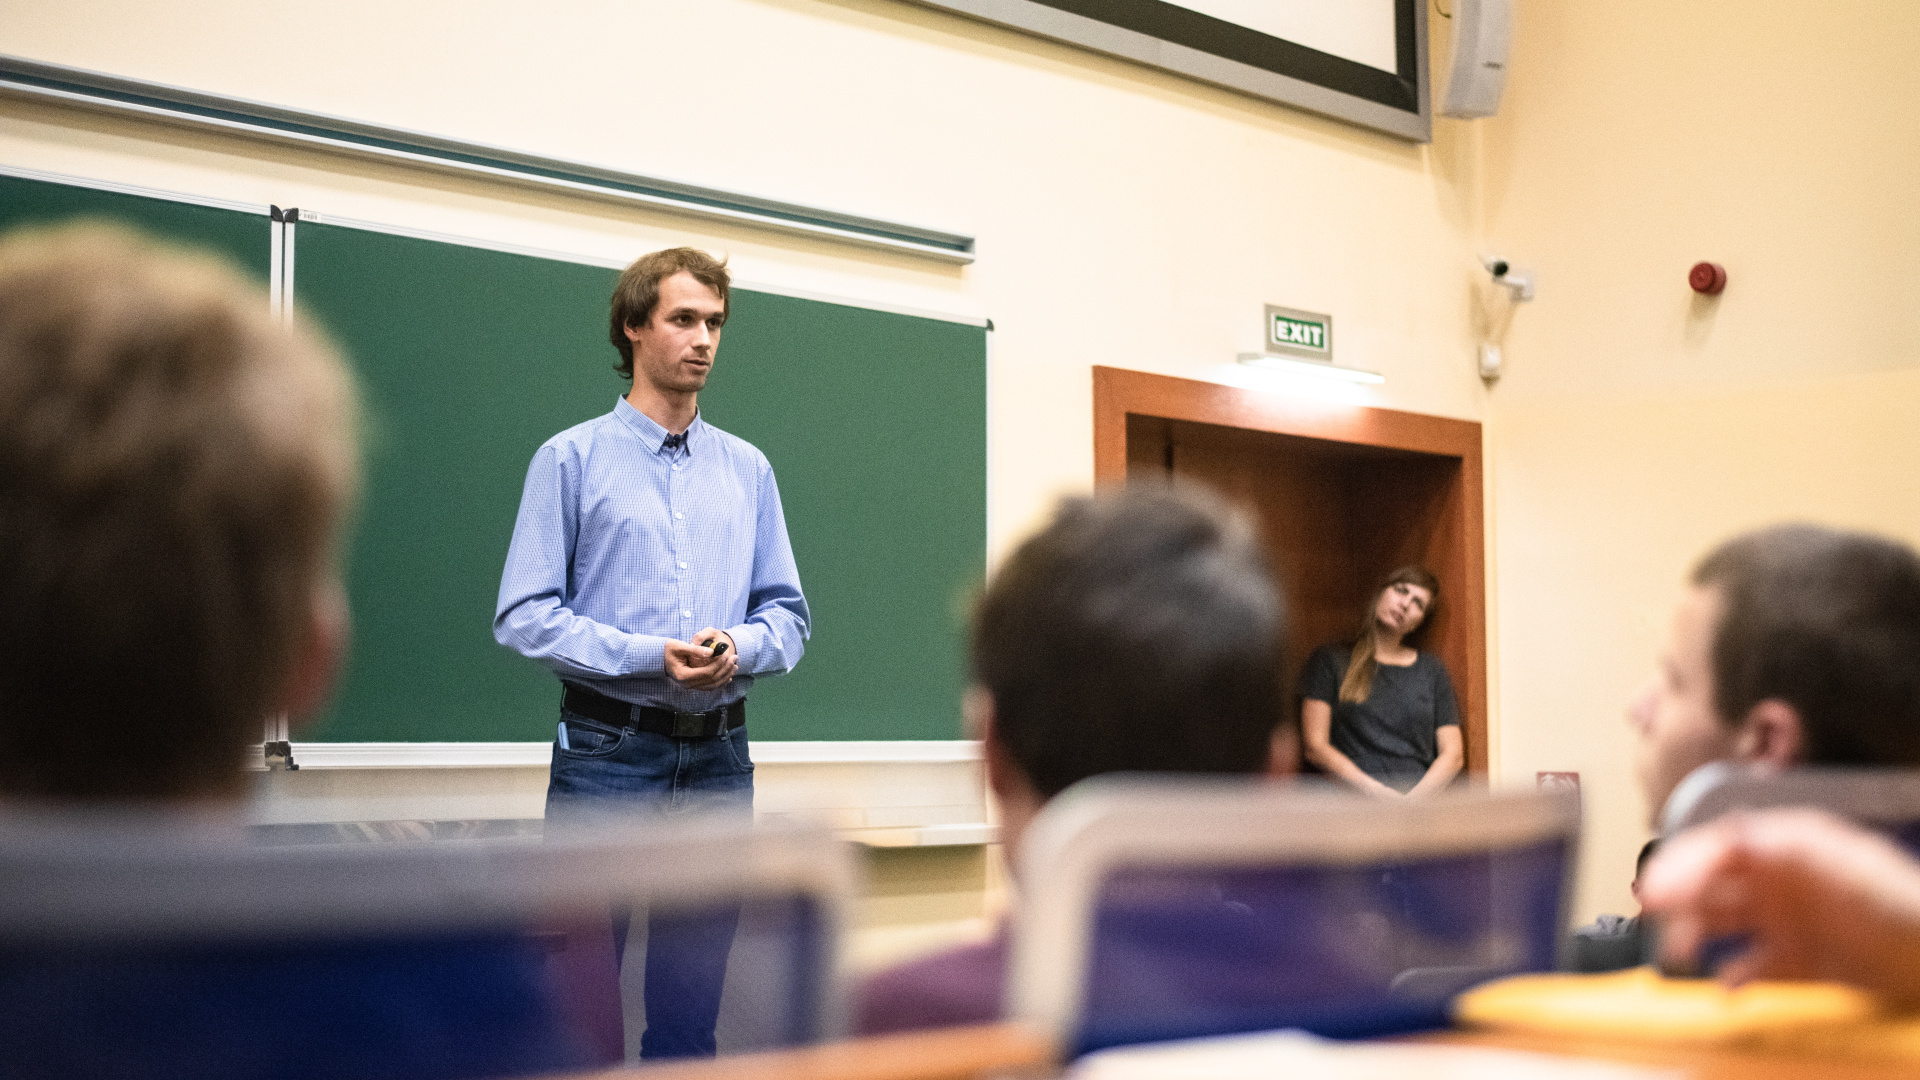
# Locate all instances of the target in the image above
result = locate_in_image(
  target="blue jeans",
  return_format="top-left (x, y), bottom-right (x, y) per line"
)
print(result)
top-left (545, 706), bottom-right (755, 1060)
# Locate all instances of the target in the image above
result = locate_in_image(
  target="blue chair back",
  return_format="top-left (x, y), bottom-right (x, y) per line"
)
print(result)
top-left (0, 813), bottom-right (853, 1078)
top-left (1664, 763), bottom-right (1920, 852)
top-left (1007, 780), bottom-right (1578, 1058)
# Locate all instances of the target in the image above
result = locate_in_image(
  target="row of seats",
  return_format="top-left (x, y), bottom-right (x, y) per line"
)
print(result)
top-left (9, 766), bottom-right (1913, 1076)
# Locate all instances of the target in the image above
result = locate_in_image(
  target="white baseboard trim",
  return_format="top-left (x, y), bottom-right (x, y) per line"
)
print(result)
top-left (283, 742), bottom-right (547, 769)
top-left (842, 823), bottom-right (999, 847)
top-left (751, 741), bottom-right (984, 765)
top-left (249, 742), bottom-right (991, 845)
top-left (278, 740), bottom-right (983, 769)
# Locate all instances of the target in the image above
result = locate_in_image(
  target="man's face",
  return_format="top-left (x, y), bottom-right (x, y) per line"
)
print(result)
top-left (1628, 585), bottom-right (1741, 823)
top-left (625, 271), bottom-right (725, 396)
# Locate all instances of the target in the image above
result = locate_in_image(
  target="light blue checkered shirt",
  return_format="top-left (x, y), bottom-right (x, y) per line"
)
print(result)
top-left (494, 397), bottom-right (810, 712)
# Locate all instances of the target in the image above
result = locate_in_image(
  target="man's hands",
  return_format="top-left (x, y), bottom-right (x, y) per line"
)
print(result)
top-left (1640, 808), bottom-right (1920, 1008)
top-left (665, 629), bottom-right (737, 690)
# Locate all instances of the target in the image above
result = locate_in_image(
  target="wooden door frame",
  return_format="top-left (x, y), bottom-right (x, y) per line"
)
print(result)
top-left (1092, 366), bottom-right (1488, 773)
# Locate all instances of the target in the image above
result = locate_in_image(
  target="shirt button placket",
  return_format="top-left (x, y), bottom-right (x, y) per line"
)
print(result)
top-left (670, 447), bottom-right (693, 638)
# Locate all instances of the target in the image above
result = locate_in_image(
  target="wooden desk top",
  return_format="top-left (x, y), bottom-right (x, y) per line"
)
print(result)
top-left (555, 1023), bottom-right (1055, 1080)
top-left (1417, 1028), bottom-right (1919, 1079)
top-left (547, 1022), bottom-right (1917, 1080)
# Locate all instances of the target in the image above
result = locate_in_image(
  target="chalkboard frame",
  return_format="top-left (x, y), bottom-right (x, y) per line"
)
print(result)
top-left (289, 217), bottom-right (990, 745)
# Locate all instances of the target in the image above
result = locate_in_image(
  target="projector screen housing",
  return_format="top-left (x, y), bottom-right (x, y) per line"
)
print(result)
top-left (902, 0), bottom-right (1431, 142)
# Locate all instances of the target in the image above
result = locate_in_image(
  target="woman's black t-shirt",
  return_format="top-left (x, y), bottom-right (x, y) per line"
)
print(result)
top-left (1300, 642), bottom-right (1460, 792)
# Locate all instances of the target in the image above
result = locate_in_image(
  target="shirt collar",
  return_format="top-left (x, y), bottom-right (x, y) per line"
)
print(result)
top-left (613, 396), bottom-right (704, 455)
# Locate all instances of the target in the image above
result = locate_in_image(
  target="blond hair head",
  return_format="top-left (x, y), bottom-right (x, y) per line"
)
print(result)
top-left (0, 223), bottom-right (360, 802)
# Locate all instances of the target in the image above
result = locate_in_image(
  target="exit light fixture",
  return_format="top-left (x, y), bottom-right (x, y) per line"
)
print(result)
top-left (1237, 353), bottom-right (1385, 384)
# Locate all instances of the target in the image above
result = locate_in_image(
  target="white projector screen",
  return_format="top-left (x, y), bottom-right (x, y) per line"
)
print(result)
top-left (1162, 1), bottom-right (1399, 72)
top-left (902, 0), bottom-right (1428, 142)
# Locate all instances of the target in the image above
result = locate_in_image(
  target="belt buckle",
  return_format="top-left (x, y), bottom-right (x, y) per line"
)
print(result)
top-left (671, 711), bottom-right (709, 738)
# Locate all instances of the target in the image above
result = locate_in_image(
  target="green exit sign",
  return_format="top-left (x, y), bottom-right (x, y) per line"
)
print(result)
top-left (1265, 304), bottom-right (1333, 360)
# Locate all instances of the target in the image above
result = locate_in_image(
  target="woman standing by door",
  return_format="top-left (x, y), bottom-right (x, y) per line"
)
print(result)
top-left (1300, 567), bottom-right (1463, 798)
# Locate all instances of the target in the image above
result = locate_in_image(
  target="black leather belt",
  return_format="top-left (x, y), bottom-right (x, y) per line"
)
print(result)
top-left (561, 683), bottom-right (744, 739)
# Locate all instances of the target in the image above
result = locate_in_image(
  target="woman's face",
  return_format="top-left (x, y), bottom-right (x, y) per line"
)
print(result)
top-left (1373, 581), bottom-right (1434, 637)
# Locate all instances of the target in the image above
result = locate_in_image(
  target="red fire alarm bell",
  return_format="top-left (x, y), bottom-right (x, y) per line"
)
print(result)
top-left (1689, 261), bottom-right (1728, 296)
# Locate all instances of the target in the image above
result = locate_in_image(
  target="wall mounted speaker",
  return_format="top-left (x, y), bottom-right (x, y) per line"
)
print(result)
top-left (1442, 0), bottom-right (1512, 119)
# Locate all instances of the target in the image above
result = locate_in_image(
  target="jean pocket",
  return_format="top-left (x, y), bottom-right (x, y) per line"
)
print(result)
top-left (557, 715), bottom-right (624, 758)
top-left (723, 726), bottom-right (754, 773)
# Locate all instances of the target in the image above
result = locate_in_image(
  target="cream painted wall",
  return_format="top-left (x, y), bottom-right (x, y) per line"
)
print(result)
top-left (0, 0), bottom-right (1492, 560)
top-left (0, 0), bottom-right (1494, 957)
top-left (24, 0), bottom-right (1910, 940)
top-left (1483, 0), bottom-right (1920, 921)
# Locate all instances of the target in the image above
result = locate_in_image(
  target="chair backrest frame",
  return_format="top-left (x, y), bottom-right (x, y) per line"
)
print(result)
top-left (1663, 763), bottom-right (1920, 836)
top-left (1005, 779), bottom-right (1581, 1046)
top-left (0, 811), bottom-right (861, 1043)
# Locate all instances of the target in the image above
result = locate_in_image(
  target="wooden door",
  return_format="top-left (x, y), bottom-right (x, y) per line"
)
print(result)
top-left (1095, 368), bottom-right (1486, 772)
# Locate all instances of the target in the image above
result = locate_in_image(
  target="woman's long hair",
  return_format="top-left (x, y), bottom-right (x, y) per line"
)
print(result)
top-left (1338, 565), bottom-right (1441, 704)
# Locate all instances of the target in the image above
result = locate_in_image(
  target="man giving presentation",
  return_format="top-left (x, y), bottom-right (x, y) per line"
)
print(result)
top-left (495, 246), bottom-right (810, 1059)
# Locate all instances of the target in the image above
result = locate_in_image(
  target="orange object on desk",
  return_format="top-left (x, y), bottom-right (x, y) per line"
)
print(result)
top-left (1456, 967), bottom-right (1920, 1062)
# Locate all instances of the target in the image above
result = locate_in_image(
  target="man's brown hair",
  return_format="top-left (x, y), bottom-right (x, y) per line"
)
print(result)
top-left (972, 484), bottom-right (1288, 799)
top-left (1692, 524), bottom-right (1920, 767)
top-left (0, 223), bottom-right (360, 802)
top-left (608, 247), bottom-right (731, 378)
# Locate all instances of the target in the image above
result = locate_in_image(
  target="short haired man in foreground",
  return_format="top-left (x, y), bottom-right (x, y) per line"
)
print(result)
top-left (1625, 524), bottom-right (1920, 1004)
top-left (856, 485), bottom-right (1292, 1035)
top-left (0, 225), bottom-right (586, 1075)
top-left (1628, 523), bottom-right (1920, 824)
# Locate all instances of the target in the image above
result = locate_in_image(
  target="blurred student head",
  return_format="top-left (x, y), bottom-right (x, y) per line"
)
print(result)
top-left (0, 224), bottom-right (360, 804)
top-left (1629, 524), bottom-right (1920, 823)
top-left (969, 484), bottom-right (1290, 861)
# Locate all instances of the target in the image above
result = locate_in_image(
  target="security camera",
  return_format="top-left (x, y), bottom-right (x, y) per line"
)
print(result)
top-left (1480, 253), bottom-right (1535, 302)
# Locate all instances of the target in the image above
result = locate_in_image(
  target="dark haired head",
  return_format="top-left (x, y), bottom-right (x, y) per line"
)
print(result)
top-left (608, 246), bottom-right (731, 378)
top-left (1691, 524), bottom-right (1920, 767)
top-left (1634, 838), bottom-right (1661, 879)
top-left (972, 484), bottom-right (1287, 799)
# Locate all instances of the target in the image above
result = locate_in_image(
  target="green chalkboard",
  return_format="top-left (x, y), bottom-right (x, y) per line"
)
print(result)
top-left (701, 291), bottom-right (986, 742)
top-left (0, 174), bottom-right (268, 282)
top-left (0, 174), bottom-right (985, 743)
top-left (293, 222), bottom-right (986, 743)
